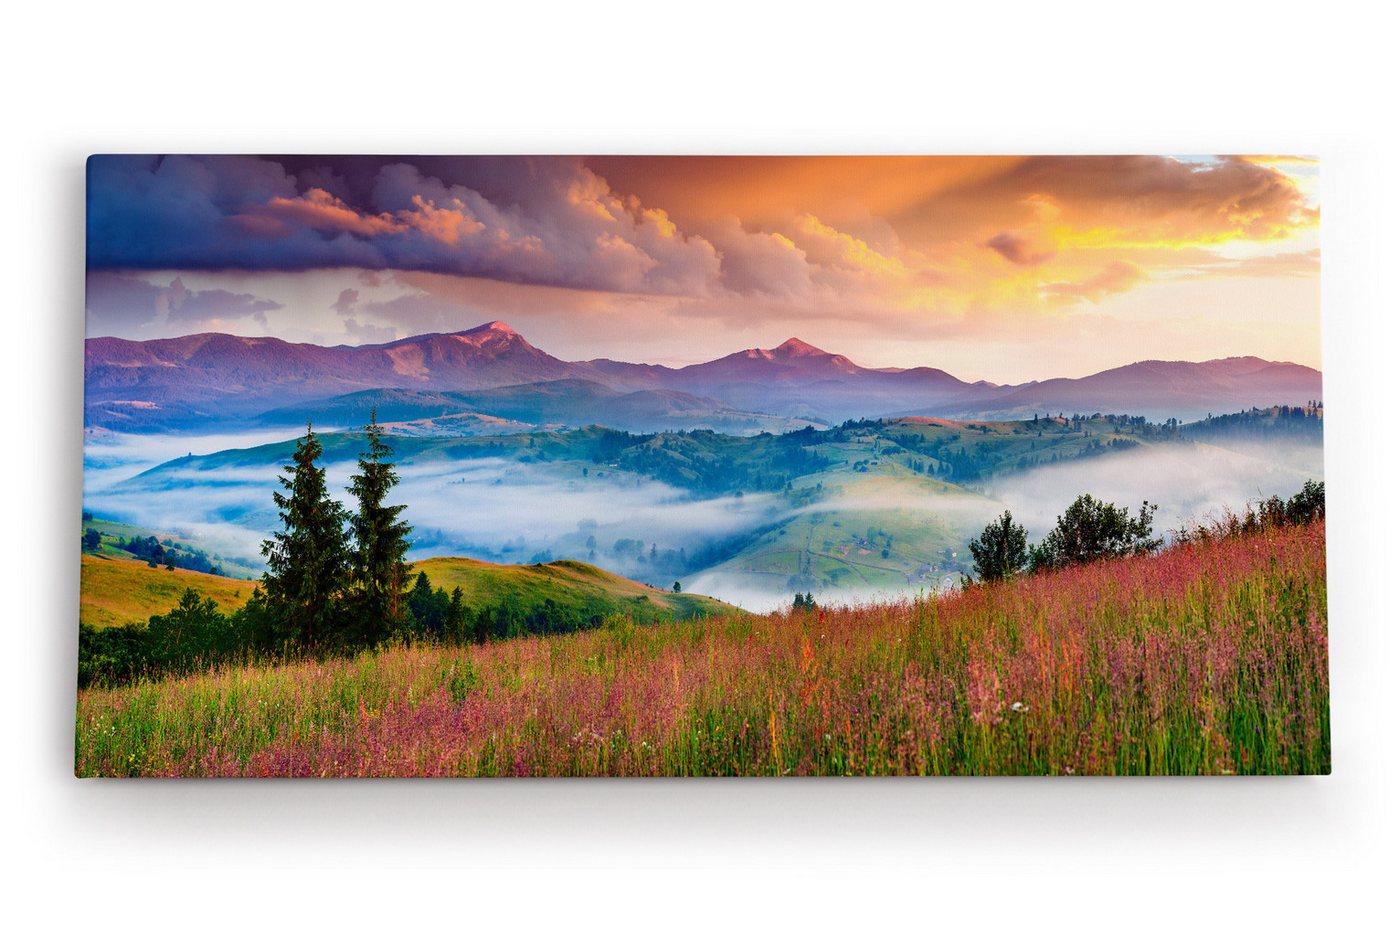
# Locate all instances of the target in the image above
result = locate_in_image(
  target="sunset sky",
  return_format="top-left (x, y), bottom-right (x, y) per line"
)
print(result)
top-left (86, 154), bottom-right (1320, 383)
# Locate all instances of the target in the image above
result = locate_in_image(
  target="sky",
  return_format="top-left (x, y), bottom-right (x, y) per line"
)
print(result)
top-left (85, 154), bottom-right (1320, 383)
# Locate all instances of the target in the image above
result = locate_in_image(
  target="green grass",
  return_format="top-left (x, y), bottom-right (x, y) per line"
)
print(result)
top-left (711, 469), bottom-right (983, 592)
top-left (80, 516), bottom-right (263, 578)
top-left (79, 554), bottom-right (253, 628)
top-left (79, 550), bottom-right (736, 631)
top-left (413, 556), bottom-right (735, 620)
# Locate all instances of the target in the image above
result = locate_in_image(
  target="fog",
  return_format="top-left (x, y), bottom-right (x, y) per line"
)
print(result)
top-left (684, 570), bottom-right (959, 615)
top-left (85, 433), bottom-right (786, 585)
top-left (984, 440), bottom-right (1324, 539)
top-left (84, 431), bottom-right (1324, 611)
top-left (83, 428), bottom-right (340, 495)
top-left (686, 439), bottom-right (1325, 612)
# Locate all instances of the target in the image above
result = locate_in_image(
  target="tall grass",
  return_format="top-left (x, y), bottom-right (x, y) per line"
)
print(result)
top-left (76, 522), bottom-right (1328, 776)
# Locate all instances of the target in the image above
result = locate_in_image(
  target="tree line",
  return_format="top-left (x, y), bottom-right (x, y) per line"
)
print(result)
top-left (82, 529), bottom-right (230, 576)
top-left (966, 479), bottom-right (1325, 583)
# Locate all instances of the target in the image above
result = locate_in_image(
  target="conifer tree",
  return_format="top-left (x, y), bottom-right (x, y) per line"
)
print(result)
top-left (261, 424), bottom-right (350, 648)
top-left (447, 587), bottom-right (467, 643)
top-left (347, 409), bottom-right (413, 644)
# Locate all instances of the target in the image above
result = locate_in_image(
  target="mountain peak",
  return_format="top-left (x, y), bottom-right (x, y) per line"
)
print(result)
top-left (461, 320), bottom-right (519, 337)
top-left (443, 320), bottom-right (528, 350)
top-left (772, 337), bottom-right (825, 357)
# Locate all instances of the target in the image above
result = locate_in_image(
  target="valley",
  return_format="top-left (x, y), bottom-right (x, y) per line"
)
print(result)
top-left (84, 403), bottom-right (1324, 611)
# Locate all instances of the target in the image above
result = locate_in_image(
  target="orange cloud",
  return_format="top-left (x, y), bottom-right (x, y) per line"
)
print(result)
top-left (1043, 261), bottom-right (1148, 306)
top-left (878, 155), bottom-right (1317, 250)
top-left (1186, 248), bottom-right (1321, 279)
top-left (403, 194), bottom-right (485, 245)
top-left (985, 230), bottom-right (1057, 266)
top-left (793, 214), bottom-right (909, 279)
top-left (585, 156), bottom-right (1028, 232)
top-left (95, 154), bottom-right (1320, 362)
top-left (265, 188), bottom-right (405, 237)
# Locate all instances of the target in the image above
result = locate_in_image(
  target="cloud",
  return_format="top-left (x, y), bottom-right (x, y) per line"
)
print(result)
top-left (86, 271), bottom-right (283, 333)
top-left (913, 155), bottom-right (1316, 246)
top-left (86, 271), bottom-right (168, 331)
top-left (328, 286), bottom-right (396, 344)
top-left (163, 279), bottom-right (281, 325)
top-left (331, 288), bottom-right (359, 315)
top-left (84, 155), bottom-right (1321, 374)
top-left (791, 213), bottom-right (909, 278)
top-left (985, 230), bottom-right (1056, 266)
top-left (710, 218), bottom-right (814, 298)
top-left (1186, 248), bottom-right (1321, 279)
top-left (1043, 261), bottom-right (1147, 305)
top-left (88, 156), bottom-right (729, 298)
top-left (263, 188), bottom-right (406, 237)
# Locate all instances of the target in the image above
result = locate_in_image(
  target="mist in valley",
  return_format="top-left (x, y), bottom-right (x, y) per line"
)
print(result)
top-left (85, 432), bottom-right (786, 588)
top-left (83, 429), bottom-right (1325, 612)
top-left (984, 439), bottom-right (1324, 539)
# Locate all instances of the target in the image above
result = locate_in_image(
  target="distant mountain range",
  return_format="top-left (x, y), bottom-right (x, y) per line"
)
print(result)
top-left (84, 320), bottom-right (1323, 433)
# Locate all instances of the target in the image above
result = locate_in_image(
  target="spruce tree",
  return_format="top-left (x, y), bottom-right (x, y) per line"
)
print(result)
top-left (261, 424), bottom-right (350, 648)
top-left (348, 410), bottom-right (412, 644)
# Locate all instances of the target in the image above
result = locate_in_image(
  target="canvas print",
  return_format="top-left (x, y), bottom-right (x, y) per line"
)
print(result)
top-left (78, 155), bottom-right (1326, 776)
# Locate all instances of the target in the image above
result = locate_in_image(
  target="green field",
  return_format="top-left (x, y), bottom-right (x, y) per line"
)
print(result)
top-left (79, 549), bottom-right (735, 632)
top-left (412, 555), bottom-right (735, 620)
top-left (79, 554), bottom-right (254, 628)
top-left (714, 463), bottom-right (986, 594)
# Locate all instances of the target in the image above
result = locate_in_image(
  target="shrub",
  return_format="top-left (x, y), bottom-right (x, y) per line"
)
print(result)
top-left (968, 511), bottom-right (1028, 581)
top-left (1029, 495), bottom-right (1160, 572)
top-left (1174, 480), bottom-right (1324, 545)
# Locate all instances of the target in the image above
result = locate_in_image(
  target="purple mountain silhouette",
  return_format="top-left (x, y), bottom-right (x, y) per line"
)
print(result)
top-left (84, 322), bottom-right (1322, 431)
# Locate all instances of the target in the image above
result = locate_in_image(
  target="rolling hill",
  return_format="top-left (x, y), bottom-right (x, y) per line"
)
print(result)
top-left (78, 550), bottom-right (736, 630)
top-left (412, 556), bottom-right (734, 621)
top-left (254, 380), bottom-right (812, 435)
top-left (79, 554), bottom-right (254, 628)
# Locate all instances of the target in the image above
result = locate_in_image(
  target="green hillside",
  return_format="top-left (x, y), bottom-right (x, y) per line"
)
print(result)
top-left (124, 414), bottom-right (1148, 495)
top-left (108, 409), bottom-right (1321, 604)
top-left (80, 515), bottom-right (262, 579)
top-left (79, 551), bottom-right (735, 631)
top-left (413, 556), bottom-right (735, 621)
top-left (711, 469), bottom-right (985, 595)
top-left (80, 554), bottom-right (254, 628)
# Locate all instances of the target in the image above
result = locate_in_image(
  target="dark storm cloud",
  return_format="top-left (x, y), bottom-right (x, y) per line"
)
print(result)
top-left (86, 155), bottom-right (723, 296)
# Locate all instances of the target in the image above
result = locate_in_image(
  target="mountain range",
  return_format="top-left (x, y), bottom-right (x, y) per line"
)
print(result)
top-left (84, 320), bottom-right (1323, 433)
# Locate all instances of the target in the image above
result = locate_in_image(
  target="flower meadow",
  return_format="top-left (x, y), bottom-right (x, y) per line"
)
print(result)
top-left (75, 521), bottom-right (1328, 777)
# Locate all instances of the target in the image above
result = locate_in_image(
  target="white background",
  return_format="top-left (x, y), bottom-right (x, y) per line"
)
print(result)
top-left (3, 2), bottom-right (1396, 931)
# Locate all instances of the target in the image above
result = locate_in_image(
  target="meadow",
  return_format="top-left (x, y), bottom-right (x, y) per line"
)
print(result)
top-left (79, 554), bottom-right (253, 628)
top-left (75, 520), bottom-right (1327, 777)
